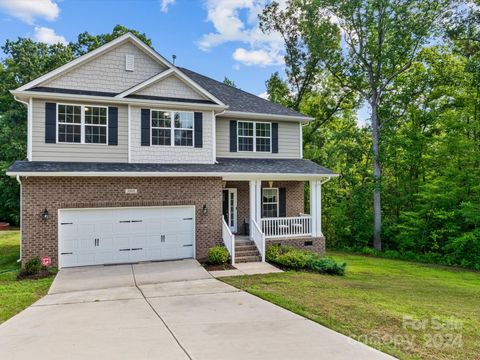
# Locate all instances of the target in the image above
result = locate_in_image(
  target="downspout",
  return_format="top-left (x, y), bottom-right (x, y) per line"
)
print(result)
top-left (16, 175), bottom-right (22, 263)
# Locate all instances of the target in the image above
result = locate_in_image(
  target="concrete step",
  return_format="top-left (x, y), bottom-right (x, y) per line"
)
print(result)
top-left (235, 245), bottom-right (258, 252)
top-left (235, 255), bottom-right (262, 263)
top-left (235, 240), bottom-right (255, 246)
top-left (235, 249), bottom-right (260, 257)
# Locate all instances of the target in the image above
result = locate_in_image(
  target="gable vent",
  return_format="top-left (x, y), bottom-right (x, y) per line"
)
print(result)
top-left (125, 54), bottom-right (135, 71)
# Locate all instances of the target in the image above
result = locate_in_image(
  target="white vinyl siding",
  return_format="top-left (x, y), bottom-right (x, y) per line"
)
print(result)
top-left (135, 74), bottom-right (207, 100)
top-left (131, 106), bottom-right (213, 163)
top-left (216, 118), bottom-right (301, 159)
top-left (31, 99), bottom-right (128, 162)
top-left (42, 42), bottom-right (166, 93)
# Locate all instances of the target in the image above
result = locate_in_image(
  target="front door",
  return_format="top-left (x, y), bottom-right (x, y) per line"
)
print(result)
top-left (222, 188), bottom-right (237, 233)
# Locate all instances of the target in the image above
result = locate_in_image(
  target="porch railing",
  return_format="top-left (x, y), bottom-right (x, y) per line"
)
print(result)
top-left (261, 215), bottom-right (312, 238)
top-left (250, 217), bottom-right (265, 262)
top-left (222, 216), bottom-right (235, 265)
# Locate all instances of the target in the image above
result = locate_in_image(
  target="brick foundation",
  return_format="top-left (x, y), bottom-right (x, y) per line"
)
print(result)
top-left (266, 236), bottom-right (326, 255)
top-left (20, 176), bottom-right (223, 266)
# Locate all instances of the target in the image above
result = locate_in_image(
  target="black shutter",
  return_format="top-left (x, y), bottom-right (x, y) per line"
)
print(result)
top-left (194, 112), bottom-right (203, 148)
top-left (141, 108), bottom-right (150, 146)
top-left (230, 120), bottom-right (237, 152)
top-left (272, 122), bottom-right (279, 153)
top-left (45, 102), bottom-right (56, 143)
top-left (108, 107), bottom-right (118, 145)
top-left (279, 187), bottom-right (286, 217)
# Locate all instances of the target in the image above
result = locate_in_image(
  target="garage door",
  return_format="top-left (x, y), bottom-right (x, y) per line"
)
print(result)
top-left (58, 206), bottom-right (195, 268)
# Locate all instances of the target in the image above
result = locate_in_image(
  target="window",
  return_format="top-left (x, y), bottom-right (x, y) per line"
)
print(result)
top-left (262, 188), bottom-right (279, 218)
top-left (174, 111), bottom-right (193, 146)
top-left (151, 110), bottom-right (194, 147)
top-left (238, 121), bottom-right (254, 151)
top-left (151, 111), bottom-right (171, 145)
top-left (57, 104), bottom-right (108, 144)
top-left (237, 121), bottom-right (271, 152)
top-left (58, 104), bottom-right (81, 143)
top-left (85, 106), bottom-right (107, 144)
top-left (255, 122), bottom-right (271, 152)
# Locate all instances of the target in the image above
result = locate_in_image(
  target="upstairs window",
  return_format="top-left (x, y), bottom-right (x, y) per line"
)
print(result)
top-left (237, 121), bottom-right (271, 152)
top-left (151, 110), bottom-right (194, 147)
top-left (151, 111), bottom-right (171, 145)
top-left (58, 104), bottom-right (81, 143)
top-left (85, 106), bottom-right (107, 144)
top-left (57, 104), bottom-right (108, 144)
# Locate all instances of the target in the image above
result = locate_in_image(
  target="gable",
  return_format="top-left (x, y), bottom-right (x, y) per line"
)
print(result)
top-left (133, 74), bottom-right (207, 100)
top-left (41, 41), bottom-right (167, 93)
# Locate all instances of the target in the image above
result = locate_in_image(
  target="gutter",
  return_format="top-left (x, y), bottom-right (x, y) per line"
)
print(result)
top-left (16, 175), bottom-right (22, 263)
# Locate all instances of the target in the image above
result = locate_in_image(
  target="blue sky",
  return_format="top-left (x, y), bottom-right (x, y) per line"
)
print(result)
top-left (0, 0), bottom-right (287, 97)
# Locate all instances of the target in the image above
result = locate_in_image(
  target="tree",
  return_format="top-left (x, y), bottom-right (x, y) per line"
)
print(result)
top-left (265, 72), bottom-right (291, 106)
top-left (72, 25), bottom-right (152, 56)
top-left (261, 0), bottom-right (453, 250)
top-left (0, 26), bottom-right (150, 224)
top-left (222, 76), bottom-right (238, 88)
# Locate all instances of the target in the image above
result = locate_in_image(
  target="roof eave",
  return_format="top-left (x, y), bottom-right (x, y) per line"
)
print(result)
top-left (7, 170), bottom-right (338, 179)
top-left (219, 110), bottom-right (314, 122)
top-left (10, 90), bottom-right (227, 110)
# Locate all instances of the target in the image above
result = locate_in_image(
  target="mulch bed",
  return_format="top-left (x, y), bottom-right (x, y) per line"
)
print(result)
top-left (17, 269), bottom-right (54, 281)
top-left (202, 263), bottom-right (236, 271)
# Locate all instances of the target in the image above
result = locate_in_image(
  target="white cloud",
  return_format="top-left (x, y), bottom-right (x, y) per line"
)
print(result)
top-left (0, 0), bottom-right (60, 24)
top-left (233, 47), bottom-right (282, 67)
top-left (34, 26), bottom-right (67, 45)
top-left (160, 0), bottom-right (176, 12)
top-left (258, 91), bottom-right (268, 99)
top-left (198, 0), bottom-right (285, 67)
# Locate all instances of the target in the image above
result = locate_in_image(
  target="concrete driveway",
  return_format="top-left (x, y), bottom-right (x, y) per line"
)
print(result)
top-left (0, 260), bottom-right (395, 360)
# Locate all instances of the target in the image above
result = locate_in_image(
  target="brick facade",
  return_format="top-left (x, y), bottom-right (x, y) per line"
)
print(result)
top-left (225, 180), bottom-right (306, 235)
top-left (20, 176), bottom-right (223, 266)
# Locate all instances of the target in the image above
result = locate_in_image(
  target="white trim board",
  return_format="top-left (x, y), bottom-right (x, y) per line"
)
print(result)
top-left (16, 33), bottom-right (172, 92)
top-left (7, 171), bottom-right (337, 180)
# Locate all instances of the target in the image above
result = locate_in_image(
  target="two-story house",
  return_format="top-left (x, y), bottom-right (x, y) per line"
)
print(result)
top-left (7, 33), bottom-right (336, 268)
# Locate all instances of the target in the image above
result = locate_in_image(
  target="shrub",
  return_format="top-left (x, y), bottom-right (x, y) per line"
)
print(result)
top-left (267, 245), bottom-right (346, 275)
top-left (276, 250), bottom-right (308, 270)
top-left (266, 244), bottom-right (282, 262)
top-left (22, 257), bottom-right (41, 276)
top-left (207, 246), bottom-right (229, 265)
top-left (306, 256), bottom-right (346, 275)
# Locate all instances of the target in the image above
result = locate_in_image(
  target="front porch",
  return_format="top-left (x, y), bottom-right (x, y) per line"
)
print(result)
top-left (221, 179), bottom-right (327, 264)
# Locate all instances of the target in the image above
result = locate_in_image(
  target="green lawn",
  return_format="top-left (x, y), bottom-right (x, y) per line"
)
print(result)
top-left (0, 231), bottom-right (54, 324)
top-left (222, 252), bottom-right (480, 360)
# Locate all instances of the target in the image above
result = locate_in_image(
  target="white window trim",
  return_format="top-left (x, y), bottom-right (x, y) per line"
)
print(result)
top-left (150, 109), bottom-right (195, 147)
top-left (262, 187), bottom-right (279, 218)
top-left (56, 103), bottom-right (109, 145)
top-left (237, 120), bottom-right (272, 153)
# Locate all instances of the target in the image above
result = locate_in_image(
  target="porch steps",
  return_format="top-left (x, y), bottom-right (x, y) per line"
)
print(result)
top-left (234, 238), bottom-right (262, 263)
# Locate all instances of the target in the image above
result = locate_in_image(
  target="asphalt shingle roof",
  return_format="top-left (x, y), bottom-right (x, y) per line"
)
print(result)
top-left (8, 158), bottom-right (335, 176)
top-left (179, 67), bottom-right (309, 118)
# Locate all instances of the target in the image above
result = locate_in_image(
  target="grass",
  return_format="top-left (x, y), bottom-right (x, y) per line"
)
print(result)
top-left (0, 230), bottom-right (54, 324)
top-left (222, 251), bottom-right (480, 360)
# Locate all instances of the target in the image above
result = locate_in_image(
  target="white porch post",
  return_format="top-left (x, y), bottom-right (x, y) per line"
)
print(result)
top-left (249, 180), bottom-right (262, 238)
top-left (255, 180), bottom-right (262, 224)
top-left (310, 180), bottom-right (322, 237)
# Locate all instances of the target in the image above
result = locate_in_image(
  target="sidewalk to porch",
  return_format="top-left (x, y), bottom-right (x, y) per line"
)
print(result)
top-left (208, 261), bottom-right (283, 278)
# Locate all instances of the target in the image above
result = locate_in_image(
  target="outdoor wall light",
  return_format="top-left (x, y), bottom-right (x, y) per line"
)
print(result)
top-left (41, 208), bottom-right (49, 221)
top-left (268, 181), bottom-right (274, 188)
top-left (202, 204), bottom-right (208, 215)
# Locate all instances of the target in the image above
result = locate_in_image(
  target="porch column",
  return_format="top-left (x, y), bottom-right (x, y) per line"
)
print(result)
top-left (310, 180), bottom-right (322, 237)
top-left (249, 180), bottom-right (262, 237)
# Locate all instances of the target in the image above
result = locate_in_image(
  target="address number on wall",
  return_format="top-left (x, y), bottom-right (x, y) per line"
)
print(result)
top-left (125, 189), bottom-right (138, 194)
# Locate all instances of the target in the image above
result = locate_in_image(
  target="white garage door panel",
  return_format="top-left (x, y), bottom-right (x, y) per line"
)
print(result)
top-left (59, 206), bottom-right (195, 268)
